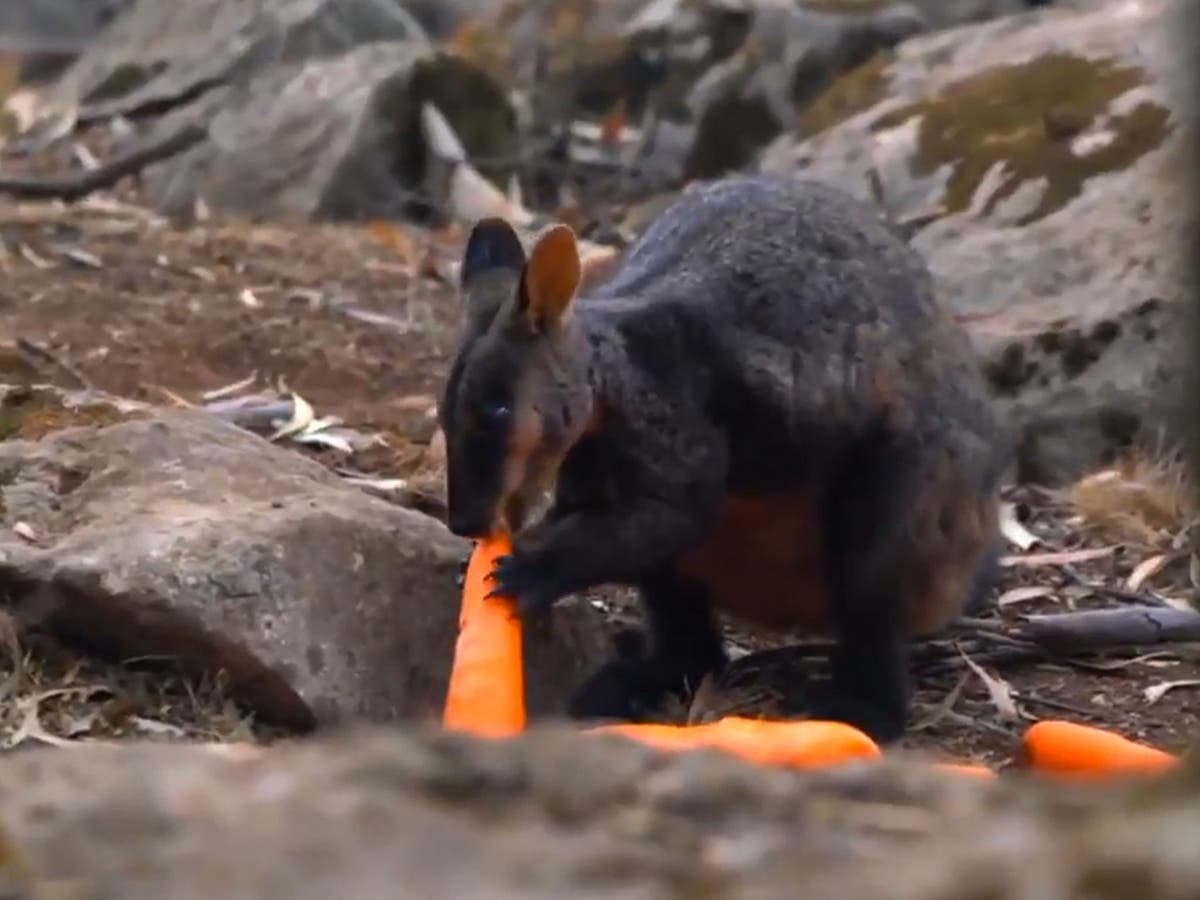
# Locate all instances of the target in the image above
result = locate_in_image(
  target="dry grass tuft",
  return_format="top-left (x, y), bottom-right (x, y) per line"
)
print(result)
top-left (1070, 454), bottom-right (1195, 547)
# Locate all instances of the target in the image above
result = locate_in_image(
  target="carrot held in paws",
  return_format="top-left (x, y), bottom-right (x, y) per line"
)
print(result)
top-left (1020, 720), bottom-right (1178, 780)
top-left (591, 717), bottom-right (881, 769)
top-left (442, 532), bottom-right (526, 737)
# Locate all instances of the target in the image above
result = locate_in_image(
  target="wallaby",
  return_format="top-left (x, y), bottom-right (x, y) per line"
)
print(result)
top-left (437, 173), bottom-right (1005, 743)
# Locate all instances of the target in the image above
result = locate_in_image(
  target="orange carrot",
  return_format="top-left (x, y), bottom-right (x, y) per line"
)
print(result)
top-left (591, 717), bottom-right (881, 769)
top-left (442, 532), bottom-right (526, 737)
top-left (932, 762), bottom-right (996, 779)
top-left (1020, 720), bottom-right (1178, 780)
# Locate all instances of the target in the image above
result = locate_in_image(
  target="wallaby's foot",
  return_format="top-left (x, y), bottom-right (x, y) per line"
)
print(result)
top-left (810, 626), bottom-right (911, 745)
top-left (807, 683), bottom-right (908, 745)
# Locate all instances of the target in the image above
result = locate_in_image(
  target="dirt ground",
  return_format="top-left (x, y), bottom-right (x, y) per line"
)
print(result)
top-left (1, 194), bottom-right (1198, 767)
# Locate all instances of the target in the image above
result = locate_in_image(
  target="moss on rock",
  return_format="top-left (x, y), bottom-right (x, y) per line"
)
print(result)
top-left (870, 52), bottom-right (1173, 225)
top-left (799, 49), bottom-right (892, 137)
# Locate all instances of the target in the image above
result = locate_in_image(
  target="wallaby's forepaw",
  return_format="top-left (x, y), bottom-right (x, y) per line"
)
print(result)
top-left (567, 659), bottom-right (674, 723)
top-left (489, 550), bottom-right (567, 616)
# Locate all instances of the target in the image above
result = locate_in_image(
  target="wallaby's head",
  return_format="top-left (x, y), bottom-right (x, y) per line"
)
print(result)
top-left (439, 218), bottom-right (595, 539)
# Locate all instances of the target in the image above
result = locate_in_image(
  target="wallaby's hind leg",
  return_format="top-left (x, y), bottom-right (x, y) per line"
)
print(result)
top-left (569, 572), bottom-right (728, 722)
top-left (813, 434), bottom-right (926, 744)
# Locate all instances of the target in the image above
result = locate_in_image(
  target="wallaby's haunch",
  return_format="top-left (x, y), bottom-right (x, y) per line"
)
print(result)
top-left (437, 174), bottom-right (1004, 743)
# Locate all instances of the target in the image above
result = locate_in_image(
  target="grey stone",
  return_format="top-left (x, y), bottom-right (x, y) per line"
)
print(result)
top-left (0, 386), bottom-right (608, 731)
top-left (760, 0), bottom-right (1195, 483)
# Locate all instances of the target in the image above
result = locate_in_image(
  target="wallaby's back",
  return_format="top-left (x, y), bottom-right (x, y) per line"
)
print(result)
top-left (583, 174), bottom-right (999, 495)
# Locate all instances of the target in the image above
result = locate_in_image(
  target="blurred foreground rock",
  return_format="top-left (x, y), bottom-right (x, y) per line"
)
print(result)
top-left (0, 725), bottom-right (1198, 899)
top-left (762, 0), bottom-right (1195, 484)
top-left (0, 385), bottom-right (608, 732)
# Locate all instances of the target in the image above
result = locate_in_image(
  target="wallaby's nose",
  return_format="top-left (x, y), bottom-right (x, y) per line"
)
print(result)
top-left (447, 509), bottom-right (491, 539)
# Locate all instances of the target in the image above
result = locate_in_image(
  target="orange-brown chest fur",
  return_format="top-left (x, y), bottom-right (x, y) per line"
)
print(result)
top-left (675, 490), bottom-right (834, 632)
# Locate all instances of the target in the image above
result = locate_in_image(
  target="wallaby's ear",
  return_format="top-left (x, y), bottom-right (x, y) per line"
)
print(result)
top-left (461, 217), bottom-right (526, 289)
top-left (519, 224), bottom-right (581, 329)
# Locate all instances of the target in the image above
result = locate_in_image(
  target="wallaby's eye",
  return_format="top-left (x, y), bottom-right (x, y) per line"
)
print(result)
top-left (481, 402), bottom-right (511, 425)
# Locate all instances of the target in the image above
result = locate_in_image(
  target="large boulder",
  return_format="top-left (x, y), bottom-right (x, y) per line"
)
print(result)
top-left (139, 41), bottom-right (518, 223)
top-left (0, 0), bottom-right (132, 82)
top-left (0, 725), bottom-right (1197, 899)
top-left (0, 385), bottom-right (609, 732)
top-left (50, 0), bottom-right (427, 119)
top-left (35, 0), bottom-right (517, 224)
top-left (761, 0), bottom-right (1195, 484)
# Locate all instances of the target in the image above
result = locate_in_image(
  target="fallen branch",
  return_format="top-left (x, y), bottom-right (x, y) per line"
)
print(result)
top-left (1018, 606), bottom-right (1200, 654)
top-left (0, 123), bottom-right (207, 202)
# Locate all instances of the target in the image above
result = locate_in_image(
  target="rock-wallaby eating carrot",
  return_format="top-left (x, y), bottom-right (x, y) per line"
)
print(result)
top-left (436, 174), bottom-right (1003, 744)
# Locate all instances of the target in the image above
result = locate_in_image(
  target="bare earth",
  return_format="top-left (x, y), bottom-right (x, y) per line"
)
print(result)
top-left (1, 196), bottom-right (1197, 765)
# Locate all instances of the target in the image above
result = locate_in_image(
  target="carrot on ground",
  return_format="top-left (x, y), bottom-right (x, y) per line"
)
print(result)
top-left (931, 762), bottom-right (997, 779)
top-left (442, 532), bottom-right (526, 737)
top-left (1020, 719), bottom-right (1178, 780)
top-left (591, 717), bottom-right (881, 769)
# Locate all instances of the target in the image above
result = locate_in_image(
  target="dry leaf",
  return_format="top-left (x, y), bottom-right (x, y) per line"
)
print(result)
top-left (999, 502), bottom-right (1040, 551)
top-left (600, 98), bottom-right (628, 149)
top-left (11, 521), bottom-right (37, 543)
top-left (996, 585), bottom-right (1054, 607)
top-left (269, 392), bottom-right (314, 441)
top-left (1126, 553), bottom-right (1168, 593)
top-left (369, 220), bottom-right (420, 270)
top-left (72, 141), bottom-right (100, 171)
top-left (959, 648), bottom-right (1020, 721)
top-left (1075, 651), bottom-right (1179, 672)
top-left (3, 687), bottom-right (108, 749)
top-left (60, 246), bottom-right (103, 269)
top-left (340, 475), bottom-right (408, 494)
top-left (1000, 546), bottom-right (1117, 568)
top-left (1160, 596), bottom-right (1197, 613)
top-left (131, 716), bottom-right (187, 737)
top-left (18, 243), bottom-right (53, 269)
top-left (911, 671), bottom-right (970, 731)
top-left (1143, 679), bottom-right (1200, 704)
top-left (292, 430), bottom-right (355, 454)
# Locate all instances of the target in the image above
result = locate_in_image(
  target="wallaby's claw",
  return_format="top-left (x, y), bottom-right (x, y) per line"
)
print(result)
top-left (488, 552), bottom-right (562, 615)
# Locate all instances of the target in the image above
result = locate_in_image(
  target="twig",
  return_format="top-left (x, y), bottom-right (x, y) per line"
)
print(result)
top-left (1060, 563), bottom-right (1169, 607)
top-left (0, 123), bottom-right (207, 202)
top-left (15, 337), bottom-right (93, 390)
top-left (1010, 691), bottom-right (1099, 719)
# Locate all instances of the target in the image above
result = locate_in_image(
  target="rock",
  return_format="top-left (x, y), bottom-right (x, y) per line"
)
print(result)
top-left (36, 0), bottom-right (518, 224)
top-left (682, 1), bottom-right (927, 179)
top-left (0, 385), bottom-right (609, 732)
top-left (0, 0), bottom-right (132, 82)
top-left (760, 0), bottom-right (1196, 484)
top-left (138, 40), bottom-right (518, 223)
top-left (0, 725), bottom-right (1198, 899)
top-left (51, 0), bottom-right (427, 118)
top-left (905, 0), bottom-right (1057, 29)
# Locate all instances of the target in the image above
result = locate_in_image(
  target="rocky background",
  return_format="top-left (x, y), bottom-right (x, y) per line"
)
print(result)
top-left (0, 0), bottom-right (1198, 896)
